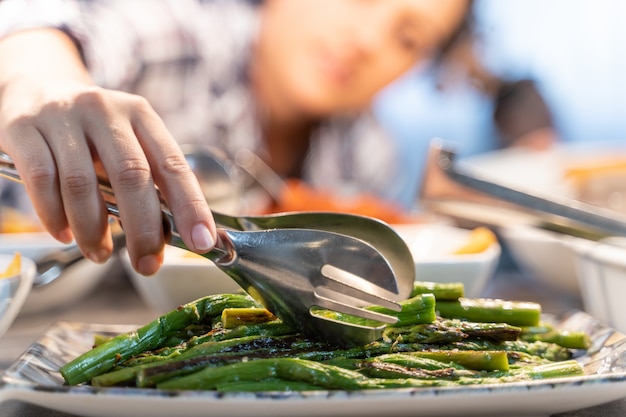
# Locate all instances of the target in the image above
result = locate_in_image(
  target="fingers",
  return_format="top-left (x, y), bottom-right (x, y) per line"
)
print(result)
top-left (82, 91), bottom-right (215, 274)
top-left (40, 112), bottom-right (113, 262)
top-left (3, 96), bottom-right (113, 262)
top-left (2, 123), bottom-right (75, 244)
top-left (130, 99), bottom-right (217, 253)
top-left (1, 87), bottom-right (215, 276)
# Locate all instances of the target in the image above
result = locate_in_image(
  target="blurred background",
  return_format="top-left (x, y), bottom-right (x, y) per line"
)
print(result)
top-left (374, 0), bottom-right (626, 208)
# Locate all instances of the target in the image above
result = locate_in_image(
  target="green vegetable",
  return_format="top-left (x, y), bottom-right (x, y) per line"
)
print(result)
top-left (411, 281), bottom-right (464, 300)
top-left (312, 293), bottom-right (437, 328)
top-left (60, 282), bottom-right (589, 392)
top-left (60, 293), bottom-right (258, 385)
top-left (436, 298), bottom-right (542, 327)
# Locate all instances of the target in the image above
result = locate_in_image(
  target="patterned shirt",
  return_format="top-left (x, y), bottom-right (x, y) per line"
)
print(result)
top-left (0, 0), bottom-right (413, 208)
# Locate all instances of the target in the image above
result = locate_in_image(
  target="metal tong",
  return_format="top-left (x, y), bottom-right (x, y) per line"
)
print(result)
top-left (0, 154), bottom-right (405, 345)
top-left (435, 142), bottom-right (626, 237)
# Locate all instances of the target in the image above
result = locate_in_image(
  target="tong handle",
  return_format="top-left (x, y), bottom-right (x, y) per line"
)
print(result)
top-left (0, 151), bottom-right (231, 261)
top-left (436, 144), bottom-right (626, 237)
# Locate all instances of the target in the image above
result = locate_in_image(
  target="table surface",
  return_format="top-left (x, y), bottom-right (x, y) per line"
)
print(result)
top-left (0, 258), bottom-right (624, 417)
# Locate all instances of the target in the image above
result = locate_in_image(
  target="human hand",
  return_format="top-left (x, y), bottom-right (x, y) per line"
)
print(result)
top-left (0, 30), bottom-right (216, 275)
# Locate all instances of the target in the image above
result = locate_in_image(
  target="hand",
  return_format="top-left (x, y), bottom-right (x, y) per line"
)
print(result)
top-left (0, 29), bottom-right (216, 275)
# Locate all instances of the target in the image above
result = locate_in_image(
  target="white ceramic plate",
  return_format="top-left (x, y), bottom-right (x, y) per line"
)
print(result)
top-left (0, 232), bottom-right (114, 315)
top-left (1, 312), bottom-right (625, 417)
top-left (394, 223), bottom-right (501, 298)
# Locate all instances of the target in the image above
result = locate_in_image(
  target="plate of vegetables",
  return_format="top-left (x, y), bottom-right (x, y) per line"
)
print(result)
top-left (0, 281), bottom-right (625, 417)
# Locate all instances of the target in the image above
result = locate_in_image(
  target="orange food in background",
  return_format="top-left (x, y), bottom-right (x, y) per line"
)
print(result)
top-left (0, 252), bottom-right (21, 279)
top-left (562, 155), bottom-right (626, 210)
top-left (0, 207), bottom-right (43, 233)
top-left (453, 227), bottom-right (497, 255)
top-left (266, 179), bottom-right (420, 224)
top-left (563, 156), bottom-right (626, 185)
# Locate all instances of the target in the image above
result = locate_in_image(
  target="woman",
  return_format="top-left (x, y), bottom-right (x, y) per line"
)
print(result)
top-left (0, 0), bottom-right (470, 275)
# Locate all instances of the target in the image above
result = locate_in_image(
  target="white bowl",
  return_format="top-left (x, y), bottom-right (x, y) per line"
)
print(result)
top-left (0, 232), bottom-right (112, 315)
top-left (498, 224), bottom-right (582, 295)
top-left (0, 254), bottom-right (36, 338)
top-left (393, 223), bottom-right (501, 298)
top-left (121, 246), bottom-right (242, 314)
top-left (570, 237), bottom-right (626, 334)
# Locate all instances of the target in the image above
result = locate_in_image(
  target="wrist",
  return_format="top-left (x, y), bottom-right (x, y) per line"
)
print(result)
top-left (0, 28), bottom-right (93, 91)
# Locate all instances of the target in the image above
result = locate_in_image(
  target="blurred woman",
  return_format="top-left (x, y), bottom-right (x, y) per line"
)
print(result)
top-left (0, 0), bottom-right (470, 275)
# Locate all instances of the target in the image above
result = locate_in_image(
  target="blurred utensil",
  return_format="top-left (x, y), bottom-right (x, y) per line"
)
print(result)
top-left (0, 155), bottom-right (404, 345)
top-left (32, 231), bottom-right (126, 287)
top-left (234, 148), bottom-right (284, 202)
top-left (435, 142), bottom-right (626, 237)
top-left (182, 145), bottom-right (243, 213)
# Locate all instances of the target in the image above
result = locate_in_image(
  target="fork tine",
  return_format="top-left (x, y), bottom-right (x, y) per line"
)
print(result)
top-left (316, 281), bottom-right (400, 311)
top-left (313, 291), bottom-right (399, 324)
top-left (320, 264), bottom-right (404, 307)
top-left (316, 277), bottom-right (401, 312)
top-left (313, 299), bottom-right (399, 324)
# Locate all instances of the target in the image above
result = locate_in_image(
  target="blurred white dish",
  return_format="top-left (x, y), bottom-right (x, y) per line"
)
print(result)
top-left (122, 246), bottom-right (241, 314)
top-left (0, 254), bottom-right (35, 338)
top-left (459, 140), bottom-right (626, 199)
top-left (570, 236), bottom-right (626, 334)
top-left (0, 232), bottom-right (112, 315)
top-left (393, 223), bottom-right (501, 298)
top-left (453, 142), bottom-right (626, 298)
top-left (498, 224), bottom-right (582, 295)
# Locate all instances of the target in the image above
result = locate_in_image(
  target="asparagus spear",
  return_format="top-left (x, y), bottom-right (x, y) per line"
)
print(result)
top-left (382, 319), bottom-right (521, 344)
top-left (447, 339), bottom-right (573, 362)
top-left (436, 298), bottom-right (541, 327)
top-left (216, 378), bottom-right (323, 392)
top-left (405, 350), bottom-right (509, 371)
top-left (520, 324), bottom-right (591, 350)
top-left (411, 281), bottom-right (464, 300)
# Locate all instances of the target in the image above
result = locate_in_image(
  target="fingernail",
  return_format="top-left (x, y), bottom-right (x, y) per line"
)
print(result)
top-left (57, 228), bottom-right (74, 244)
top-left (138, 254), bottom-right (161, 276)
top-left (86, 248), bottom-right (110, 264)
top-left (191, 223), bottom-right (215, 251)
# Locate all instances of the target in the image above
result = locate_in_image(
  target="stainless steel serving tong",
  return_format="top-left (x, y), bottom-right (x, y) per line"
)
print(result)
top-left (434, 142), bottom-right (626, 237)
top-left (0, 153), bottom-right (406, 345)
